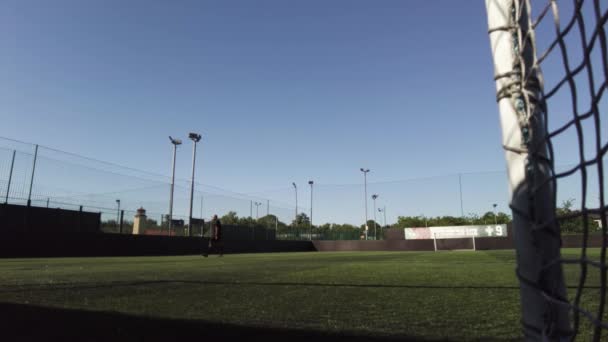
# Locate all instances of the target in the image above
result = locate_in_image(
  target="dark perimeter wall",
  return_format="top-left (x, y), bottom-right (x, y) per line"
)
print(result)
top-left (0, 233), bottom-right (315, 258)
top-left (0, 203), bottom-right (101, 234)
top-left (1, 215), bottom-right (602, 257)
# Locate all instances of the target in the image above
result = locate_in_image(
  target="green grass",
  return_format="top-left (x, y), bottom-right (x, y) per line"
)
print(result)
top-left (0, 249), bottom-right (605, 341)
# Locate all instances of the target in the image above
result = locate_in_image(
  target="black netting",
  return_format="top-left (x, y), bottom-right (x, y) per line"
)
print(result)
top-left (492, 0), bottom-right (606, 340)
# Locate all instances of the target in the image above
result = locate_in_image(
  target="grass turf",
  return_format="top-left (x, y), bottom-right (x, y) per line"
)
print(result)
top-left (0, 249), bottom-right (604, 341)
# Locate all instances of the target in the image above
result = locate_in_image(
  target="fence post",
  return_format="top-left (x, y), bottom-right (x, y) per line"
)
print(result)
top-left (27, 144), bottom-right (38, 207)
top-left (119, 210), bottom-right (124, 234)
top-left (79, 205), bottom-right (83, 232)
top-left (5, 150), bottom-right (15, 204)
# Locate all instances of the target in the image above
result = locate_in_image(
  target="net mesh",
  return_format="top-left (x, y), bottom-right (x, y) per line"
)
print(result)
top-left (490, 0), bottom-right (607, 340)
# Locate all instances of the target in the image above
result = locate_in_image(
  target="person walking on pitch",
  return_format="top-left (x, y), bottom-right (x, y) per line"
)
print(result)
top-left (203, 214), bottom-right (223, 257)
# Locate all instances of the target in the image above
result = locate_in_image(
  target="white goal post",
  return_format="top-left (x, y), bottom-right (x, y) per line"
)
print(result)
top-left (485, 0), bottom-right (587, 340)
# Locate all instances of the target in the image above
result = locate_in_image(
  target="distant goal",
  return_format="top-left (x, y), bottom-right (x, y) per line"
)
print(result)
top-left (433, 232), bottom-right (477, 252)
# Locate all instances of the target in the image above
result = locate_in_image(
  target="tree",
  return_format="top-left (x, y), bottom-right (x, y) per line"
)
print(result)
top-left (238, 216), bottom-right (256, 226)
top-left (221, 211), bottom-right (239, 225)
top-left (396, 212), bottom-right (512, 228)
top-left (359, 220), bottom-right (381, 230)
top-left (292, 212), bottom-right (310, 227)
top-left (495, 212), bottom-right (511, 224)
top-left (396, 216), bottom-right (427, 228)
top-left (318, 223), bottom-right (332, 230)
top-left (317, 223), bottom-right (361, 240)
top-left (556, 199), bottom-right (584, 234)
top-left (358, 220), bottom-right (382, 239)
top-left (434, 216), bottom-right (469, 226)
top-left (258, 214), bottom-right (279, 227)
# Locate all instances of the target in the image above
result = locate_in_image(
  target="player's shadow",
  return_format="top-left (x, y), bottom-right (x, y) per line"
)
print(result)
top-left (0, 301), bottom-right (442, 342)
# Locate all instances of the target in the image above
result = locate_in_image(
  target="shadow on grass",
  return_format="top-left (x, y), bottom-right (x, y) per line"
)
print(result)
top-left (3, 279), bottom-right (597, 295)
top-left (0, 280), bottom-right (525, 294)
top-left (0, 302), bottom-right (435, 342)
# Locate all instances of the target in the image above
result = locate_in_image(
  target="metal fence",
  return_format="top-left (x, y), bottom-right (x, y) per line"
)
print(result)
top-left (0, 138), bottom-right (298, 238)
top-left (1, 137), bottom-right (597, 240)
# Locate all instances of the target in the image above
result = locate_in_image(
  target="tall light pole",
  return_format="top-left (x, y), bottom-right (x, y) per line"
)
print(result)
top-left (292, 182), bottom-right (298, 225)
top-left (308, 180), bottom-right (314, 240)
top-left (420, 214), bottom-right (428, 227)
top-left (115, 199), bottom-right (121, 225)
top-left (379, 207), bottom-right (387, 227)
top-left (360, 168), bottom-right (370, 240)
top-left (493, 203), bottom-right (498, 225)
top-left (188, 132), bottom-right (202, 237)
top-left (383, 206), bottom-right (387, 228)
top-left (168, 136), bottom-right (182, 236)
top-left (372, 194), bottom-right (378, 240)
top-left (459, 173), bottom-right (464, 217)
top-left (254, 201), bottom-right (262, 219)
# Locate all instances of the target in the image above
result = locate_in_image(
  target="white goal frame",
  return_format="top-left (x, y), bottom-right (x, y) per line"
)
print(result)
top-left (486, 0), bottom-right (572, 339)
top-left (433, 233), bottom-right (477, 252)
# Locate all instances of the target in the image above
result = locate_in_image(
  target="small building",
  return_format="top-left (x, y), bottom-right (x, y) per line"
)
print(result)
top-left (132, 207), bottom-right (147, 235)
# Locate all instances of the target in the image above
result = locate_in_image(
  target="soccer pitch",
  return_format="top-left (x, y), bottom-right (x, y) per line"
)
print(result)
top-left (0, 249), bottom-right (603, 341)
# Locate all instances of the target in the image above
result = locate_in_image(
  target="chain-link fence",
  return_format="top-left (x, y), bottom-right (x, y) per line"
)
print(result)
top-left (0, 138), bottom-right (299, 238)
top-left (1, 137), bottom-right (599, 240)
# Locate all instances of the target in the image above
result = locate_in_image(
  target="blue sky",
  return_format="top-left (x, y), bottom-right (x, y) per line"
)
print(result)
top-left (1, 1), bottom-right (600, 224)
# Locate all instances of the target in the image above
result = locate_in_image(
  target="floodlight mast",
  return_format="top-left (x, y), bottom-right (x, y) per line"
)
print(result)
top-left (379, 206), bottom-right (387, 227)
top-left (254, 201), bottom-right (262, 219)
top-left (308, 180), bottom-right (314, 240)
top-left (372, 194), bottom-right (378, 240)
top-left (115, 199), bottom-right (121, 227)
top-left (292, 182), bottom-right (298, 225)
top-left (360, 168), bottom-right (370, 239)
top-left (188, 132), bottom-right (202, 236)
top-left (168, 136), bottom-right (182, 235)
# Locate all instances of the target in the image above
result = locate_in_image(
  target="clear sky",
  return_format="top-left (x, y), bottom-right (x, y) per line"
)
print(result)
top-left (1, 1), bottom-right (599, 224)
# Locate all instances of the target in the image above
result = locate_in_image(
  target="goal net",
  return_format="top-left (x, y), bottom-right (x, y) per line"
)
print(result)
top-left (486, 0), bottom-right (607, 340)
top-left (433, 232), bottom-right (476, 252)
